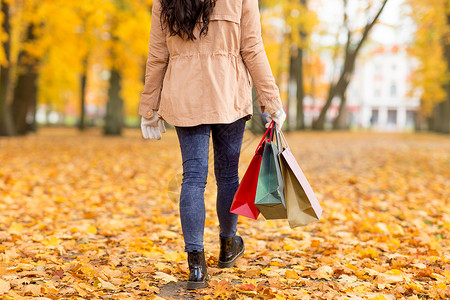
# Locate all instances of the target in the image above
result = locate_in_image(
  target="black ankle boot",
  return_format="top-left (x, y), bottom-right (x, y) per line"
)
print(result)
top-left (187, 250), bottom-right (207, 290)
top-left (218, 236), bottom-right (245, 268)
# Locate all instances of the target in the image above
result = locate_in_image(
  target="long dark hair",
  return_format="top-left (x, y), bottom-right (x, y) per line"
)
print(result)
top-left (160, 0), bottom-right (217, 41)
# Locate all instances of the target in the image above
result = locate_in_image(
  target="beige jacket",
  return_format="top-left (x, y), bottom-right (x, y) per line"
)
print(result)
top-left (139, 0), bottom-right (282, 126)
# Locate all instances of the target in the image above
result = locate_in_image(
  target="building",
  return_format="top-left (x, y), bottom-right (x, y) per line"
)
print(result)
top-left (348, 45), bottom-right (420, 131)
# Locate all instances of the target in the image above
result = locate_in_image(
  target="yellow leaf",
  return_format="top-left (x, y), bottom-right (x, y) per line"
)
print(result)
top-left (431, 282), bottom-right (446, 290)
top-left (74, 284), bottom-right (87, 297)
top-left (407, 282), bottom-right (424, 292)
top-left (163, 251), bottom-right (182, 262)
top-left (374, 223), bottom-right (389, 234)
top-left (98, 278), bottom-right (116, 291)
top-left (376, 273), bottom-right (404, 284)
top-left (389, 224), bottom-right (405, 235)
top-left (270, 261), bottom-right (285, 267)
top-left (359, 247), bottom-right (379, 259)
top-left (87, 225), bottom-right (97, 235)
top-left (369, 295), bottom-right (388, 300)
top-left (313, 266), bottom-right (333, 280)
top-left (8, 222), bottom-right (23, 235)
top-left (0, 279), bottom-right (10, 294)
top-left (353, 285), bottom-right (368, 293)
top-left (22, 284), bottom-right (43, 296)
top-left (55, 195), bottom-right (67, 203)
top-left (285, 269), bottom-right (299, 279)
top-left (387, 269), bottom-right (402, 276)
top-left (43, 236), bottom-right (61, 246)
top-left (244, 268), bottom-right (261, 278)
top-left (154, 271), bottom-right (177, 283)
top-left (443, 270), bottom-right (450, 281)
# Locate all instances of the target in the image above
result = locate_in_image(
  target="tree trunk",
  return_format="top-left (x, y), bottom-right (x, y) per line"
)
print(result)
top-left (12, 24), bottom-right (38, 135)
top-left (288, 53), bottom-right (296, 132)
top-left (28, 93), bottom-right (38, 132)
top-left (333, 90), bottom-right (349, 129)
top-left (433, 99), bottom-right (450, 133)
top-left (313, 73), bottom-right (351, 130)
top-left (12, 67), bottom-right (38, 135)
top-left (312, 0), bottom-right (388, 130)
top-left (0, 0), bottom-right (15, 136)
top-left (443, 98), bottom-right (450, 133)
top-left (295, 0), bottom-right (307, 130)
top-left (295, 48), bottom-right (305, 130)
top-left (432, 102), bottom-right (442, 132)
top-left (104, 69), bottom-right (124, 135)
top-left (79, 56), bottom-right (88, 131)
top-left (437, 13), bottom-right (450, 133)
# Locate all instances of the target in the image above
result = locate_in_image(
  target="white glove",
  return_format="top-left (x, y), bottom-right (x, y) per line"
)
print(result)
top-left (266, 108), bottom-right (286, 131)
top-left (141, 114), bottom-right (166, 140)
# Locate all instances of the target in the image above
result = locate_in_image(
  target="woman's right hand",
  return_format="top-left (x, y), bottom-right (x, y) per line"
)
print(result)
top-left (266, 108), bottom-right (286, 132)
top-left (141, 114), bottom-right (166, 140)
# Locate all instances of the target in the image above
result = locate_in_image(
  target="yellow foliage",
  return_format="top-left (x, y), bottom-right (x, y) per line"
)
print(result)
top-left (1, 0), bottom-right (151, 118)
top-left (261, 0), bottom-right (324, 103)
top-left (408, 0), bottom-right (449, 116)
top-left (0, 0), bottom-right (327, 118)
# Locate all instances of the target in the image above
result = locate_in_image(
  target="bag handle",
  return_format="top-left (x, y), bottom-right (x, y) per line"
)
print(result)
top-left (268, 122), bottom-right (283, 152)
top-left (278, 130), bottom-right (289, 150)
top-left (255, 121), bottom-right (275, 153)
top-left (269, 121), bottom-right (275, 142)
top-left (268, 122), bottom-right (282, 150)
top-left (263, 122), bottom-right (284, 153)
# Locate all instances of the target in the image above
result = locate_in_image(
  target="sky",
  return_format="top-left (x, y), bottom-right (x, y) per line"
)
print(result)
top-left (371, 0), bottom-right (414, 44)
top-left (311, 0), bottom-right (414, 46)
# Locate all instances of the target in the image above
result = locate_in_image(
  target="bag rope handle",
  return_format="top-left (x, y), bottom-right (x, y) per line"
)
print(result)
top-left (256, 121), bottom-right (275, 153)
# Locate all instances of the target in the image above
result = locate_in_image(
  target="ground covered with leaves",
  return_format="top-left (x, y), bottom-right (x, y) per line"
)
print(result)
top-left (0, 128), bottom-right (449, 299)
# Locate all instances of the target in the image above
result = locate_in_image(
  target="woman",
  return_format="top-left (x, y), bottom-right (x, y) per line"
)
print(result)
top-left (139, 0), bottom-right (286, 290)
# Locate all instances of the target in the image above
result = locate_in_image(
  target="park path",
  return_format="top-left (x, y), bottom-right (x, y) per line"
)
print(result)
top-left (0, 128), bottom-right (449, 299)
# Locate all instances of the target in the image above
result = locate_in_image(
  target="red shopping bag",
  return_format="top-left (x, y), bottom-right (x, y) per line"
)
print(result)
top-left (230, 122), bottom-right (275, 219)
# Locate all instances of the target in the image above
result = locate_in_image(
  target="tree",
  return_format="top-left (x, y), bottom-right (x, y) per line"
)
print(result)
top-left (0, 0), bottom-right (15, 136)
top-left (291, 0), bottom-right (308, 130)
top-left (101, 0), bottom-right (153, 135)
top-left (312, 0), bottom-right (389, 130)
top-left (261, 0), bottom-right (318, 130)
top-left (11, 24), bottom-right (39, 135)
top-left (408, 0), bottom-right (450, 133)
top-left (104, 68), bottom-right (123, 135)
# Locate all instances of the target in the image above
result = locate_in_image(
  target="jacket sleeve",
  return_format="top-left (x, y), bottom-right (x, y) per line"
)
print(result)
top-left (139, 0), bottom-right (169, 118)
top-left (240, 0), bottom-right (282, 115)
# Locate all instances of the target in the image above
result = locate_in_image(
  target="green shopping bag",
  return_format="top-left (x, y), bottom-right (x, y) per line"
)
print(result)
top-left (254, 122), bottom-right (287, 220)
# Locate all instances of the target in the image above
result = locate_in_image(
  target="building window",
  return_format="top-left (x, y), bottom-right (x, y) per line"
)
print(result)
top-left (387, 109), bottom-right (397, 125)
top-left (373, 64), bottom-right (383, 81)
top-left (374, 87), bottom-right (381, 98)
top-left (374, 64), bottom-right (382, 74)
top-left (390, 83), bottom-right (397, 97)
top-left (406, 110), bottom-right (416, 126)
top-left (371, 109), bottom-right (379, 125)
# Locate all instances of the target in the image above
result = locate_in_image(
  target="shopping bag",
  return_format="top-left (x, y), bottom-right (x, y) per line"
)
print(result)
top-left (230, 123), bottom-right (274, 219)
top-left (279, 131), bottom-right (322, 228)
top-left (254, 123), bottom-right (287, 220)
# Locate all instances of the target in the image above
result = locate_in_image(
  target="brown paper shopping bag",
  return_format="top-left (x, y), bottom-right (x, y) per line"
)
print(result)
top-left (279, 131), bottom-right (322, 228)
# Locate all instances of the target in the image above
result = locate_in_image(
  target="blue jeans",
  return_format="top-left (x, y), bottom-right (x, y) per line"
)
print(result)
top-left (175, 118), bottom-right (246, 252)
